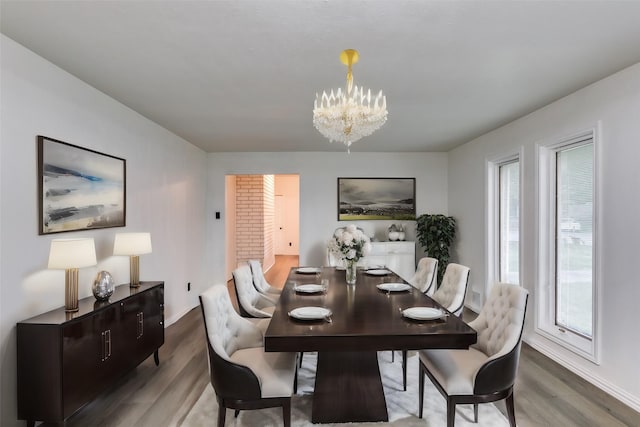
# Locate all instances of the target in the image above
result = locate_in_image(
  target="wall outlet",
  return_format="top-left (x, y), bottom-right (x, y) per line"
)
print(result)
top-left (187, 282), bottom-right (191, 292)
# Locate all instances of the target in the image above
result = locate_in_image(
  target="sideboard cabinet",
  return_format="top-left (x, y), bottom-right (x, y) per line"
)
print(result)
top-left (17, 281), bottom-right (164, 427)
top-left (362, 241), bottom-right (416, 281)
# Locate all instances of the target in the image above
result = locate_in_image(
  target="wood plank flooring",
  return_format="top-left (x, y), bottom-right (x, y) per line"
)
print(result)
top-left (45, 255), bottom-right (639, 427)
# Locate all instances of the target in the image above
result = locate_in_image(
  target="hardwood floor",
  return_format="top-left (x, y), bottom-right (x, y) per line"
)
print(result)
top-left (48, 255), bottom-right (639, 427)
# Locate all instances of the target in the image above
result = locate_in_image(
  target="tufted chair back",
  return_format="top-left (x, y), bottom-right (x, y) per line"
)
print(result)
top-left (470, 282), bottom-right (528, 360)
top-left (248, 260), bottom-right (269, 293)
top-left (199, 285), bottom-right (265, 401)
top-left (232, 264), bottom-right (276, 317)
top-left (470, 282), bottom-right (528, 394)
top-left (410, 257), bottom-right (438, 295)
top-left (432, 263), bottom-right (470, 316)
top-left (200, 285), bottom-right (263, 360)
top-left (248, 259), bottom-right (282, 297)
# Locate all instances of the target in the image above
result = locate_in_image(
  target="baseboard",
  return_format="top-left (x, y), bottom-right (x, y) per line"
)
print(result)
top-left (165, 303), bottom-right (198, 328)
top-left (526, 335), bottom-right (640, 413)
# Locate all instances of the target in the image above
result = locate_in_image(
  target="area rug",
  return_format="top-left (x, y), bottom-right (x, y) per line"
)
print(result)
top-left (181, 351), bottom-right (508, 426)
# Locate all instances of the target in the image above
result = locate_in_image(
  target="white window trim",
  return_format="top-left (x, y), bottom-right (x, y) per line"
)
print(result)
top-left (485, 147), bottom-right (524, 303)
top-left (534, 123), bottom-right (602, 364)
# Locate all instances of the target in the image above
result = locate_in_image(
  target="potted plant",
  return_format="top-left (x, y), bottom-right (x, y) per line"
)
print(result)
top-left (416, 214), bottom-right (456, 285)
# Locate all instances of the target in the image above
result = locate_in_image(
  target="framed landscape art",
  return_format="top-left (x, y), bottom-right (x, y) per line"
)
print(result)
top-left (38, 136), bottom-right (126, 234)
top-left (337, 177), bottom-right (416, 221)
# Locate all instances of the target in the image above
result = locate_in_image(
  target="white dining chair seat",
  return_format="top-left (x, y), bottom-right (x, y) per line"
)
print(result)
top-left (418, 347), bottom-right (487, 395)
top-left (231, 346), bottom-right (297, 398)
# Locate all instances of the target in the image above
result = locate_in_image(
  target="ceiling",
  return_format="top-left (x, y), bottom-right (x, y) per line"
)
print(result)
top-left (2, 1), bottom-right (640, 153)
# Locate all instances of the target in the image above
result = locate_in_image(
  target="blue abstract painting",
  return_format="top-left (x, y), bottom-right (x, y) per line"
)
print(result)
top-left (38, 136), bottom-right (126, 234)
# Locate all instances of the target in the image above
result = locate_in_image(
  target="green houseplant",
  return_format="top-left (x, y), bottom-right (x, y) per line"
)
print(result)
top-left (416, 214), bottom-right (456, 285)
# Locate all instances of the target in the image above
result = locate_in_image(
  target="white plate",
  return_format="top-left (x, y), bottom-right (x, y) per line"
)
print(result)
top-left (294, 284), bottom-right (324, 294)
top-left (366, 269), bottom-right (391, 276)
top-left (296, 267), bottom-right (321, 274)
top-left (402, 307), bottom-right (444, 320)
top-left (288, 306), bottom-right (332, 320)
top-left (377, 282), bottom-right (411, 292)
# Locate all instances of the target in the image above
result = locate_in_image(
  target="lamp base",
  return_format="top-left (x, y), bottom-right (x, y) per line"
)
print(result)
top-left (129, 255), bottom-right (141, 288)
top-left (65, 268), bottom-right (79, 312)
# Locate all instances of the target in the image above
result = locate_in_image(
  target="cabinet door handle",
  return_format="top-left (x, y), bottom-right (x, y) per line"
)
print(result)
top-left (102, 329), bottom-right (111, 361)
top-left (101, 331), bottom-right (106, 361)
top-left (138, 312), bottom-right (144, 338)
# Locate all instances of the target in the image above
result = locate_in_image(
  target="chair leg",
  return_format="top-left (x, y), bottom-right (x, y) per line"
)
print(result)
top-left (418, 362), bottom-right (425, 418)
top-left (391, 350), bottom-right (395, 362)
top-left (447, 398), bottom-right (456, 427)
top-left (217, 398), bottom-right (226, 427)
top-left (282, 398), bottom-right (291, 427)
top-left (402, 350), bottom-right (408, 391)
top-left (506, 390), bottom-right (516, 427)
top-left (294, 362), bottom-right (298, 394)
top-left (234, 409), bottom-right (240, 418)
top-left (299, 351), bottom-right (304, 367)
top-left (473, 403), bottom-right (478, 423)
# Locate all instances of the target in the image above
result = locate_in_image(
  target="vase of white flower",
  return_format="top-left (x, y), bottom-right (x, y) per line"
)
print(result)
top-left (328, 225), bottom-right (371, 285)
top-left (345, 259), bottom-right (358, 285)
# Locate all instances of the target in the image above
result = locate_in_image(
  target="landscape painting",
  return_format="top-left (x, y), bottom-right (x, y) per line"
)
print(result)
top-left (38, 136), bottom-right (126, 234)
top-left (338, 178), bottom-right (416, 220)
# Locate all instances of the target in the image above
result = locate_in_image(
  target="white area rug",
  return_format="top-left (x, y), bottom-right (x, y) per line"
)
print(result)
top-left (182, 351), bottom-right (508, 426)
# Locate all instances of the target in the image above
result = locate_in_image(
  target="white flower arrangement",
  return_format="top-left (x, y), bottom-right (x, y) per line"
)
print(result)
top-left (328, 225), bottom-right (372, 262)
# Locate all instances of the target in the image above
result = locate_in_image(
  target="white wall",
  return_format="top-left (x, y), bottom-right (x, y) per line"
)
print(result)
top-left (0, 35), bottom-right (208, 426)
top-left (448, 62), bottom-right (640, 410)
top-left (224, 175), bottom-right (237, 280)
top-left (207, 152), bottom-right (449, 284)
top-left (274, 174), bottom-right (300, 256)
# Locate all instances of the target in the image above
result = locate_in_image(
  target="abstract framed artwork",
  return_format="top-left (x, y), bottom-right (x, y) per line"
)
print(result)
top-left (38, 136), bottom-right (126, 234)
top-left (337, 177), bottom-right (416, 221)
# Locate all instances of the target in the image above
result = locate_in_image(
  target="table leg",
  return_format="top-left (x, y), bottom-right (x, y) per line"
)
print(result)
top-left (312, 351), bottom-right (388, 423)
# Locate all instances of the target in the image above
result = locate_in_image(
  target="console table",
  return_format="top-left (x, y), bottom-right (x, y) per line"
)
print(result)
top-left (17, 281), bottom-right (164, 427)
top-left (363, 241), bottom-right (416, 280)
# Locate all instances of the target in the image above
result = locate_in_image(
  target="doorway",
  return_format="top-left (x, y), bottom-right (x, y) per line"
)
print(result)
top-left (225, 174), bottom-right (300, 280)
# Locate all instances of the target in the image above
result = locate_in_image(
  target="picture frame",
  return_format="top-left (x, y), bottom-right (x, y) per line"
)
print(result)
top-left (337, 177), bottom-right (416, 221)
top-left (38, 136), bottom-right (126, 234)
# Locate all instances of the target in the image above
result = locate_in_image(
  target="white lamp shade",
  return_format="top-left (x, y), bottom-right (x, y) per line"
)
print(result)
top-left (113, 232), bottom-right (152, 256)
top-left (48, 238), bottom-right (97, 269)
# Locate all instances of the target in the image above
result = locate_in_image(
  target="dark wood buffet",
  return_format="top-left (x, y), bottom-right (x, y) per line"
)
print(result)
top-left (17, 281), bottom-right (164, 427)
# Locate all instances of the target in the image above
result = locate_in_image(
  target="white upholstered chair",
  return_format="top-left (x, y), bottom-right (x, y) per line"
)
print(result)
top-left (432, 263), bottom-right (470, 317)
top-left (418, 282), bottom-right (529, 427)
top-left (409, 257), bottom-right (438, 296)
top-left (394, 256), bottom-right (440, 390)
top-left (248, 259), bottom-right (282, 297)
top-left (199, 285), bottom-right (297, 427)
top-left (232, 265), bottom-right (276, 318)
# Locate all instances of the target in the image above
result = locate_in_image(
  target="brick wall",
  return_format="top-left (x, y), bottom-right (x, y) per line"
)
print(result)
top-left (235, 175), bottom-right (275, 269)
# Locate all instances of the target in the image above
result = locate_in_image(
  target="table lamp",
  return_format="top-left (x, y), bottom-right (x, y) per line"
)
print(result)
top-left (113, 232), bottom-right (152, 287)
top-left (48, 238), bottom-right (97, 312)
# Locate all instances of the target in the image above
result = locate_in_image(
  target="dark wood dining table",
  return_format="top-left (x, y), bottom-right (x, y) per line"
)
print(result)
top-left (264, 266), bottom-right (477, 424)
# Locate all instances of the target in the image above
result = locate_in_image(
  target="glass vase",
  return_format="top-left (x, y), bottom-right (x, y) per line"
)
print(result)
top-left (345, 259), bottom-right (358, 285)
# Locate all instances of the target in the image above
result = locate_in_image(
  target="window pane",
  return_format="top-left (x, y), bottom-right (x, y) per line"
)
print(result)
top-left (556, 143), bottom-right (593, 338)
top-left (499, 161), bottom-right (519, 283)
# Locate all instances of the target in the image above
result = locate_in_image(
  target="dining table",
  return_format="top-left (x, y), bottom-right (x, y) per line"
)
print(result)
top-left (264, 266), bottom-right (477, 424)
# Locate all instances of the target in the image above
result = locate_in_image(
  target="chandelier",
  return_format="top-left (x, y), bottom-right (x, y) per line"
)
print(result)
top-left (313, 49), bottom-right (388, 152)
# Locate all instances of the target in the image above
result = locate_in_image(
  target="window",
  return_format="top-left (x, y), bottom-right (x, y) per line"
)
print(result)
top-left (499, 161), bottom-right (520, 284)
top-left (537, 128), bottom-right (599, 362)
top-left (486, 150), bottom-right (522, 310)
top-left (556, 144), bottom-right (593, 338)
